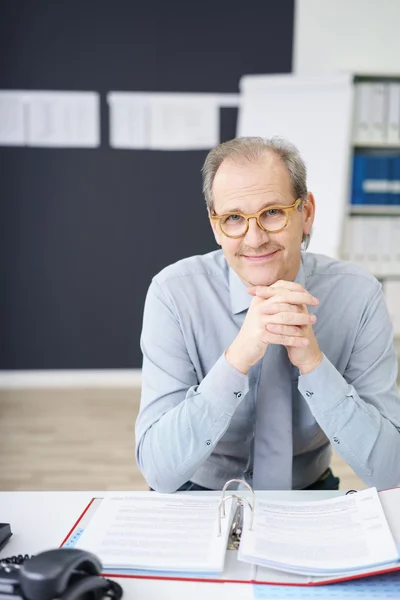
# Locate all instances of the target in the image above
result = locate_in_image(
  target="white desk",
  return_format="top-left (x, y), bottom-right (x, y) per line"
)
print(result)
top-left (0, 490), bottom-right (342, 600)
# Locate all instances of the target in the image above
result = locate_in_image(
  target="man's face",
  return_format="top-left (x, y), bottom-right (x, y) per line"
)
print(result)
top-left (209, 153), bottom-right (315, 287)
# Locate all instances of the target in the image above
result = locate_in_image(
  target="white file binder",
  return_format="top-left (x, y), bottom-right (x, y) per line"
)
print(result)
top-left (386, 83), bottom-right (400, 145)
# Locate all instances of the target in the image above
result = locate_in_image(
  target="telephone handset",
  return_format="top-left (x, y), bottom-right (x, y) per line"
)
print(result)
top-left (0, 548), bottom-right (123, 600)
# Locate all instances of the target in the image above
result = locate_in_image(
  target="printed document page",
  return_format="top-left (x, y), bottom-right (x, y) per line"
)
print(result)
top-left (239, 488), bottom-right (399, 576)
top-left (75, 493), bottom-right (232, 574)
top-left (0, 91), bottom-right (26, 145)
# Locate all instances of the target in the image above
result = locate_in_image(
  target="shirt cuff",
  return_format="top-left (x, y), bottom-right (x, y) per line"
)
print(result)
top-left (298, 354), bottom-right (352, 416)
top-left (197, 352), bottom-right (249, 416)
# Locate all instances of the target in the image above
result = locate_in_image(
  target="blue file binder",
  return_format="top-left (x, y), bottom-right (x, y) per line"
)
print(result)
top-left (351, 153), bottom-right (395, 205)
top-left (351, 154), bottom-right (366, 205)
top-left (392, 157), bottom-right (400, 205)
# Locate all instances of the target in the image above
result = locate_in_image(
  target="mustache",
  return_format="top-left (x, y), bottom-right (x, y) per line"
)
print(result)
top-left (237, 244), bottom-right (283, 256)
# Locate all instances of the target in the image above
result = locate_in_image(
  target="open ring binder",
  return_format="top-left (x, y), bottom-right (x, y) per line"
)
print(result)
top-left (217, 478), bottom-right (255, 549)
top-left (60, 485), bottom-right (400, 589)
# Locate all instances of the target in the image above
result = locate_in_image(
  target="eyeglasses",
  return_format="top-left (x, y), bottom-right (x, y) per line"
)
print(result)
top-left (210, 198), bottom-right (303, 239)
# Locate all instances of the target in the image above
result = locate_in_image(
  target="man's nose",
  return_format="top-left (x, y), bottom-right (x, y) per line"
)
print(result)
top-left (243, 217), bottom-right (271, 246)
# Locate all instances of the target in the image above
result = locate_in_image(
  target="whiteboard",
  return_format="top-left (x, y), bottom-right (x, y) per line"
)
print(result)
top-left (237, 74), bottom-right (354, 258)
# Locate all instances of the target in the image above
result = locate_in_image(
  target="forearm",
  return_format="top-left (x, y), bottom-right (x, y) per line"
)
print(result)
top-left (136, 353), bottom-right (249, 493)
top-left (298, 355), bottom-right (400, 489)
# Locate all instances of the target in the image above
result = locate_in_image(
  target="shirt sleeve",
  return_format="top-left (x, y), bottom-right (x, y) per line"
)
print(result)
top-left (298, 285), bottom-right (400, 490)
top-left (135, 279), bottom-right (249, 493)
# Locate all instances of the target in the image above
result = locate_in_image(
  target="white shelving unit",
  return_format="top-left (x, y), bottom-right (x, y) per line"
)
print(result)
top-left (341, 74), bottom-right (400, 340)
top-left (349, 205), bottom-right (400, 215)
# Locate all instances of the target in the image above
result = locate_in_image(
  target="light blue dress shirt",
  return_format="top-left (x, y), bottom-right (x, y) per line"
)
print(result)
top-left (135, 250), bottom-right (400, 492)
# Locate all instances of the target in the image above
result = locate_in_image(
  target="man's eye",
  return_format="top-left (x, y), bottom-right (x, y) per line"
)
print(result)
top-left (227, 214), bottom-right (243, 222)
top-left (266, 209), bottom-right (285, 217)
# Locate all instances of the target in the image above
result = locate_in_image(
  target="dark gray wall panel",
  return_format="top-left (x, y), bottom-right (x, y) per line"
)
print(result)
top-left (0, 0), bottom-right (294, 369)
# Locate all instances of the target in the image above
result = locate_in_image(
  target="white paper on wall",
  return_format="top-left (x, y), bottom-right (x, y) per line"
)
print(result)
top-left (149, 94), bottom-right (219, 150)
top-left (107, 92), bottom-right (240, 151)
top-left (0, 91), bottom-right (27, 145)
top-left (107, 92), bottom-right (150, 149)
top-left (26, 92), bottom-right (100, 147)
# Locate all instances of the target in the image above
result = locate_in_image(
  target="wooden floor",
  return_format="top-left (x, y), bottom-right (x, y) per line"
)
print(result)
top-left (0, 387), bottom-right (366, 492)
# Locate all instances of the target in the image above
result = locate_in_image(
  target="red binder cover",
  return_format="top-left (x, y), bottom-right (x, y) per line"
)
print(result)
top-left (60, 488), bottom-right (400, 587)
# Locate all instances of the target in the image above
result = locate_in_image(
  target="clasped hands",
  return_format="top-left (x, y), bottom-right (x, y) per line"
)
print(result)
top-left (226, 280), bottom-right (323, 376)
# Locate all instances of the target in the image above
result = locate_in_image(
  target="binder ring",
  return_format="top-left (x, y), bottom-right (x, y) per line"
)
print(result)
top-left (217, 478), bottom-right (255, 537)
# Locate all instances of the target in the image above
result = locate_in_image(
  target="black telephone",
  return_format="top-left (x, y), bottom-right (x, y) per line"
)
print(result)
top-left (0, 548), bottom-right (123, 600)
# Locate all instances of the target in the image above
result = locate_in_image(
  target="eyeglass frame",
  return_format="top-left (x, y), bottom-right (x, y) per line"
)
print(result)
top-left (210, 197), bottom-right (304, 239)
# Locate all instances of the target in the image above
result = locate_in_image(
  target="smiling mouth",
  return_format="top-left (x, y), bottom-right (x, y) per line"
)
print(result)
top-left (242, 250), bottom-right (280, 260)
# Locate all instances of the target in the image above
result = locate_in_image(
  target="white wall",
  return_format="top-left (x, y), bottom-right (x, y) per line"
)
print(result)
top-left (294, 0), bottom-right (400, 75)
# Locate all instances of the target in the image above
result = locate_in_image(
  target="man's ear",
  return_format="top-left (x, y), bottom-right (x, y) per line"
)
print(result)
top-left (302, 192), bottom-right (315, 235)
top-left (208, 210), bottom-right (222, 246)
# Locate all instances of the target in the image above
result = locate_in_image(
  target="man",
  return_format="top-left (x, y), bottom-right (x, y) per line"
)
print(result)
top-left (135, 136), bottom-right (400, 493)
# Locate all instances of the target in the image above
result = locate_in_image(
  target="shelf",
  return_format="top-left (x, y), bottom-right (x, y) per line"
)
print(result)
top-left (349, 205), bottom-right (400, 215)
top-left (353, 73), bottom-right (400, 81)
top-left (352, 143), bottom-right (400, 150)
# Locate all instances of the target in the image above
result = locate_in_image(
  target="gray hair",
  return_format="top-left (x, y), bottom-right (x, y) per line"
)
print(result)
top-left (202, 136), bottom-right (311, 249)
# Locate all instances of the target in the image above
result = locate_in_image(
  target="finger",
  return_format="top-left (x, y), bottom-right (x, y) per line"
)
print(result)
top-left (253, 288), bottom-right (318, 306)
top-left (269, 280), bottom-right (307, 292)
top-left (266, 324), bottom-right (305, 337)
top-left (262, 332), bottom-right (309, 347)
top-left (265, 312), bottom-right (317, 326)
top-left (261, 302), bottom-right (301, 315)
top-left (248, 281), bottom-right (309, 295)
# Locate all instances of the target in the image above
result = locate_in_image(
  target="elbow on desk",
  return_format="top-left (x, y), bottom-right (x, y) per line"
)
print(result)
top-left (136, 439), bottom-right (184, 494)
top-left (364, 474), bottom-right (400, 492)
top-left (375, 472), bottom-right (400, 492)
top-left (359, 462), bottom-right (400, 492)
top-left (140, 466), bottom-right (183, 494)
top-left (148, 478), bottom-right (182, 494)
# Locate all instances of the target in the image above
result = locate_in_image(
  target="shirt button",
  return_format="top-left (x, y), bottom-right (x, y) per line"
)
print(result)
top-left (305, 390), bottom-right (313, 398)
top-left (235, 391), bottom-right (243, 399)
top-left (205, 440), bottom-right (211, 446)
top-left (333, 436), bottom-right (340, 444)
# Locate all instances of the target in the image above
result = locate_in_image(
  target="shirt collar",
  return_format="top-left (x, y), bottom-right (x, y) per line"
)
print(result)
top-left (229, 253), bottom-right (306, 315)
top-left (294, 254), bottom-right (306, 288)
